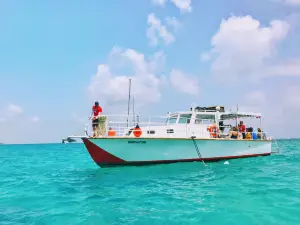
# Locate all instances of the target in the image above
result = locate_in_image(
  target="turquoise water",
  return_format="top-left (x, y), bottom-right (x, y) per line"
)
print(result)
top-left (1, 140), bottom-right (300, 225)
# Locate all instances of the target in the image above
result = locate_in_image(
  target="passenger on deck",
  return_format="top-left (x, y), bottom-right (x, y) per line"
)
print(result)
top-left (238, 121), bottom-right (246, 139)
top-left (219, 121), bottom-right (225, 133)
top-left (89, 101), bottom-right (102, 137)
top-left (257, 128), bottom-right (266, 140)
top-left (229, 126), bottom-right (239, 139)
top-left (252, 127), bottom-right (258, 140)
top-left (245, 127), bottom-right (252, 140)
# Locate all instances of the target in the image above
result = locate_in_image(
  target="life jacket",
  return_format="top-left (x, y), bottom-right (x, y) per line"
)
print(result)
top-left (245, 132), bottom-right (252, 140)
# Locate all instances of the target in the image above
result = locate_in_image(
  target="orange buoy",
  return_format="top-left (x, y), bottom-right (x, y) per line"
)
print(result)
top-left (107, 127), bottom-right (116, 137)
top-left (133, 124), bottom-right (142, 138)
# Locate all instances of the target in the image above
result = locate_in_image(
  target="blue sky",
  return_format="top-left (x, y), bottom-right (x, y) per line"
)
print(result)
top-left (1, 0), bottom-right (300, 143)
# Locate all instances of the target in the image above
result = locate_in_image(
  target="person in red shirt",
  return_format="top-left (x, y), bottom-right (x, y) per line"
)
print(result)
top-left (89, 101), bottom-right (102, 137)
top-left (238, 121), bottom-right (246, 139)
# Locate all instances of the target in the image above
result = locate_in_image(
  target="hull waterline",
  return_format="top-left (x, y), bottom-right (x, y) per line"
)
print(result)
top-left (82, 137), bottom-right (272, 168)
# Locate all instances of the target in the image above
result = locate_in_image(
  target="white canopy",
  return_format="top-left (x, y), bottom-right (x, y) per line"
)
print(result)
top-left (220, 111), bottom-right (261, 120)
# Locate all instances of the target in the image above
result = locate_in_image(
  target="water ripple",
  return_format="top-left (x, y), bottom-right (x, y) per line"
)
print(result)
top-left (1, 140), bottom-right (300, 224)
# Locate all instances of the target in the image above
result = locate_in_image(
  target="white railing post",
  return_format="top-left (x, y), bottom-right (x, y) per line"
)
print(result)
top-left (148, 116), bottom-right (150, 137)
top-left (185, 117), bottom-right (188, 137)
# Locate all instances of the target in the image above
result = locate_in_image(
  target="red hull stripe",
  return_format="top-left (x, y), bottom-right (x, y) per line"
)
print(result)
top-left (82, 138), bottom-right (271, 168)
top-left (97, 153), bottom-right (271, 167)
top-left (82, 138), bottom-right (125, 163)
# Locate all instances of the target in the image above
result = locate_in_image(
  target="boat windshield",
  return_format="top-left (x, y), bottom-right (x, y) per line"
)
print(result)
top-left (166, 115), bottom-right (178, 124)
top-left (194, 114), bottom-right (215, 124)
top-left (178, 114), bottom-right (192, 124)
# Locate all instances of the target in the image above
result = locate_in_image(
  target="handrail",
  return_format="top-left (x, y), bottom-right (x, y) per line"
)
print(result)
top-left (84, 118), bottom-right (269, 140)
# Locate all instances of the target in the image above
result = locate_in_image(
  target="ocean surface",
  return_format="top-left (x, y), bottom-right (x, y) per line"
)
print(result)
top-left (1, 139), bottom-right (300, 225)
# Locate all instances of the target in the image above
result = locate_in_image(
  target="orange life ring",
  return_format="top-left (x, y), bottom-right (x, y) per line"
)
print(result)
top-left (207, 124), bottom-right (219, 138)
top-left (133, 124), bottom-right (142, 138)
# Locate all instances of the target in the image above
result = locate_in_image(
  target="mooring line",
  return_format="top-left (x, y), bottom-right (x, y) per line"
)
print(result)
top-left (272, 139), bottom-right (280, 154)
top-left (191, 136), bottom-right (206, 166)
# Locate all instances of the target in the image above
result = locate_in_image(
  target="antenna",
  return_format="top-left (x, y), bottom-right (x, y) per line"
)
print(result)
top-left (236, 104), bottom-right (238, 127)
top-left (127, 78), bottom-right (132, 128)
top-left (132, 94), bottom-right (135, 125)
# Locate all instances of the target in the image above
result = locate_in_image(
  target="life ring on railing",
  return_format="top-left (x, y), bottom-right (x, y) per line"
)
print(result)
top-left (107, 127), bottom-right (116, 137)
top-left (133, 124), bottom-right (142, 138)
top-left (207, 124), bottom-right (219, 138)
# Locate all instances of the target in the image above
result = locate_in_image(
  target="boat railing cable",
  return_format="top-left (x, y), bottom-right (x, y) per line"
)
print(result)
top-left (191, 135), bottom-right (206, 166)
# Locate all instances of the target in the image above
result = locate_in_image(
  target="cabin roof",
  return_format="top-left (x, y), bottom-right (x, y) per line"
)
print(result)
top-left (167, 110), bottom-right (262, 119)
top-left (220, 111), bottom-right (261, 120)
top-left (194, 106), bottom-right (225, 112)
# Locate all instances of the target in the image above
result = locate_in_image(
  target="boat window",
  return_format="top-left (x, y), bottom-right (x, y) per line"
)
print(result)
top-left (167, 129), bottom-right (174, 133)
top-left (147, 130), bottom-right (155, 134)
top-left (166, 116), bottom-right (178, 124)
top-left (178, 114), bottom-right (192, 124)
top-left (194, 114), bottom-right (215, 124)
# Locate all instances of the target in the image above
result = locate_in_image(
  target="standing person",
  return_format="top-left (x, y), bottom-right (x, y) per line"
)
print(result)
top-left (89, 101), bottom-right (102, 137)
top-left (238, 121), bottom-right (246, 139)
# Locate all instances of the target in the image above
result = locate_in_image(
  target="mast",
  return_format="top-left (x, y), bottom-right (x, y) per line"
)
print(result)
top-left (236, 104), bottom-right (238, 127)
top-left (132, 94), bottom-right (135, 125)
top-left (127, 78), bottom-right (132, 128)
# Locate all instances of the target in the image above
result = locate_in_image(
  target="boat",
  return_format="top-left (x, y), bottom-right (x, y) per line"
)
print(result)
top-left (66, 105), bottom-right (275, 168)
top-left (62, 137), bottom-right (78, 144)
top-left (64, 79), bottom-right (276, 168)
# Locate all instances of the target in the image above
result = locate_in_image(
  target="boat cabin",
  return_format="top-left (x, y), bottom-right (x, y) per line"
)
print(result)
top-left (125, 106), bottom-right (265, 140)
top-left (166, 106), bottom-right (223, 125)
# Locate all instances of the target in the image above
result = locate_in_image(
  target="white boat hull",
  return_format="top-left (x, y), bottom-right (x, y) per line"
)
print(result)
top-left (82, 137), bottom-right (272, 167)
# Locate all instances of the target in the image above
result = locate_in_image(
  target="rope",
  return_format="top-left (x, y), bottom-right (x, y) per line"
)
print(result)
top-left (272, 139), bottom-right (280, 154)
top-left (191, 136), bottom-right (206, 166)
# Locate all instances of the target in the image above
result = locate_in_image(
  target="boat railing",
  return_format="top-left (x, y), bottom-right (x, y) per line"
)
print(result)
top-left (86, 114), bottom-right (170, 136)
top-left (83, 114), bottom-right (269, 140)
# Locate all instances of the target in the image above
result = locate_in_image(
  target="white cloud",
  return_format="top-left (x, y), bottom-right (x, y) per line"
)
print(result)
top-left (151, 0), bottom-right (192, 12)
top-left (286, 0), bottom-right (300, 5)
top-left (72, 113), bottom-right (87, 124)
top-left (165, 17), bottom-right (180, 31)
top-left (170, 69), bottom-right (199, 95)
top-left (283, 85), bottom-right (300, 111)
top-left (265, 58), bottom-right (300, 77)
top-left (237, 84), bottom-right (300, 138)
top-left (147, 13), bottom-right (175, 46)
top-left (171, 0), bottom-right (192, 13)
top-left (202, 15), bottom-right (289, 83)
top-left (151, 0), bottom-right (168, 6)
top-left (200, 52), bottom-right (211, 62)
top-left (7, 103), bottom-right (23, 115)
top-left (281, 0), bottom-right (300, 6)
top-left (30, 116), bottom-right (40, 123)
top-left (244, 90), bottom-right (267, 106)
top-left (88, 47), bottom-right (166, 109)
top-left (0, 104), bottom-right (23, 124)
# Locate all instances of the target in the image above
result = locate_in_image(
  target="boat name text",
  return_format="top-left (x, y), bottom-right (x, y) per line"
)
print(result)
top-left (128, 140), bottom-right (146, 144)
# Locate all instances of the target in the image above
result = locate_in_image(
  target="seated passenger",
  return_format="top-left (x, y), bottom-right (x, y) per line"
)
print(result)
top-left (219, 121), bottom-right (225, 133)
top-left (238, 121), bottom-right (246, 139)
top-left (252, 127), bottom-right (258, 140)
top-left (257, 128), bottom-right (266, 140)
top-left (245, 128), bottom-right (252, 140)
top-left (229, 126), bottom-right (239, 139)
